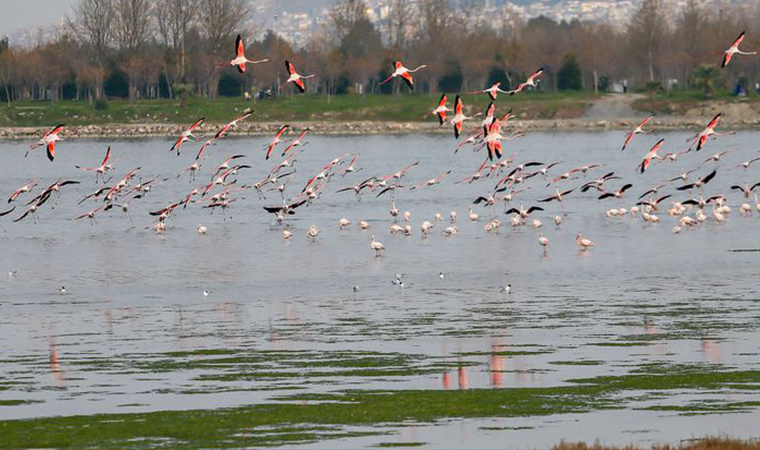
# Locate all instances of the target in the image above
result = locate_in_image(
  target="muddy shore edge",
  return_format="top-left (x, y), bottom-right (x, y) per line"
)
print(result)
top-left (2, 117), bottom-right (760, 139)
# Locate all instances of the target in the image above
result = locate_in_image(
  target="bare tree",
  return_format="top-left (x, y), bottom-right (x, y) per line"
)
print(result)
top-left (415, 0), bottom-right (453, 94)
top-left (156, 0), bottom-right (198, 93)
top-left (383, 0), bottom-right (413, 52)
top-left (329, 0), bottom-right (367, 44)
top-left (199, 0), bottom-right (250, 98)
top-left (66, 0), bottom-right (115, 98)
top-left (676, 0), bottom-right (707, 88)
top-left (114, 0), bottom-right (152, 100)
top-left (627, 0), bottom-right (667, 83)
top-left (0, 42), bottom-right (14, 105)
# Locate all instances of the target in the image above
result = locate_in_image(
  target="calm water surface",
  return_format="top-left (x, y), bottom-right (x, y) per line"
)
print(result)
top-left (1, 131), bottom-right (759, 448)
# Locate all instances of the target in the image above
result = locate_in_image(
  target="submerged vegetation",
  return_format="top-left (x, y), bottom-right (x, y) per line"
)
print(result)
top-left (1, 359), bottom-right (760, 449)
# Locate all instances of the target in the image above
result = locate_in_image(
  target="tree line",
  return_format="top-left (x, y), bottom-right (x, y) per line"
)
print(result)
top-left (1, 0), bottom-right (759, 105)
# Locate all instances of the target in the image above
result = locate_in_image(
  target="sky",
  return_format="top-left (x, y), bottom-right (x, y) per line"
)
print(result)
top-left (0, 0), bottom-right (76, 37)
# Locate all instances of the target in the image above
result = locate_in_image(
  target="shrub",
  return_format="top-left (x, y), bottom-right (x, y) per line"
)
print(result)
top-left (93, 98), bottom-right (109, 110)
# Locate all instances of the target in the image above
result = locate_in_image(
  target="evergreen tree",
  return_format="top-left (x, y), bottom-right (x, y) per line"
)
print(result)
top-left (557, 53), bottom-right (582, 91)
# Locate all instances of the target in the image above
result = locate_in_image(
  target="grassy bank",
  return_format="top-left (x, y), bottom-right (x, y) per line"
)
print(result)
top-left (633, 90), bottom-right (760, 116)
top-left (0, 92), bottom-right (597, 127)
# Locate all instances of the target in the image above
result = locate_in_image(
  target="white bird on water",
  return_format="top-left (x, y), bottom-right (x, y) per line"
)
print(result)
top-left (203, 290), bottom-right (212, 297)
top-left (59, 286), bottom-right (66, 294)
top-left (501, 284), bottom-right (511, 294)
top-left (370, 235), bottom-right (385, 256)
top-left (538, 233), bottom-right (549, 255)
top-left (576, 233), bottom-right (594, 250)
top-left (197, 224), bottom-right (208, 235)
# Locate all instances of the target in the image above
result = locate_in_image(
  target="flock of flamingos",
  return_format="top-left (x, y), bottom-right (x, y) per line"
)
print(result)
top-left (4, 31), bottom-right (760, 260)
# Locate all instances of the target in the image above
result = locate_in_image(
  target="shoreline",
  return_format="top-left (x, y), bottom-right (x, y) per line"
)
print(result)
top-left (2, 117), bottom-right (760, 139)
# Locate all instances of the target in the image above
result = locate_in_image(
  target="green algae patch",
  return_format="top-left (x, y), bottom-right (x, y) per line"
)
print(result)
top-left (2, 360), bottom-right (760, 449)
top-left (0, 385), bottom-right (610, 449)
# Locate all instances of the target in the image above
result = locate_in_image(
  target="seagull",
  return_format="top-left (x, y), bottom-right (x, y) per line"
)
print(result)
top-left (59, 286), bottom-right (66, 294)
top-left (203, 290), bottom-right (212, 297)
top-left (500, 284), bottom-right (512, 294)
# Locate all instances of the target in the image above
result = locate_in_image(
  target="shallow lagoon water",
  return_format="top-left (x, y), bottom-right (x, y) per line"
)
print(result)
top-left (1, 131), bottom-right (760, 448)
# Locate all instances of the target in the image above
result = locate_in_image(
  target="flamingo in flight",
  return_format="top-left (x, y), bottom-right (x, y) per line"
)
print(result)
top-left (508, 68), bottom-right (544, 95)
top-left (622, 115), bottom-right (654, 151)
top-left (76, 146), bottom-right (113, 182)
top-left (431, 94), bottom-right (451, 125)
top-left (283, 61), bottom-right (315, 93)
top-left (483, 118), bottom-right (505, 161)
top-left (338, 154), bottom-right (362, 176)
top-left (378, 61), bottom-right (428, 90)
top-left (171, 118), bottom-right (204, 156)
top-left (451, 95), bottom-right (478, 139)
top-left (481, 102), bottom-right (496, 132)
top-left (195, 111), bottom-right (254, 160)
top-left (230, 34), bottom-right (269, 73)
top-left (676, 169), bottom-right (717, 191)
top-left (28, 124), bottom-right (64, 161)
top-left (281, 128), bottom-right (309, 156)
top-left (477, 82), bottom-right (510, 101)
top-left (598, 184), bottom-right (633, 200)
top-left (411, 171), bottom-right (452, 190)
top-left (266, 125), bottom-right (290, 159)
top-left (688, 113), bottom-right (730, 152)
top-left (722, 31), bottom-right (757, 68)
top-left (638, 139), bottom-right (665, 173)
top-left (8, 179), bottom-right (38, 203)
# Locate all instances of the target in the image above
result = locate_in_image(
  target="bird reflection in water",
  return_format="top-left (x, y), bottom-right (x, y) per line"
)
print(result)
top-left (49, 338), bottom-right (64, 384)
top-left (489, 339), bottom-right (506, 388)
